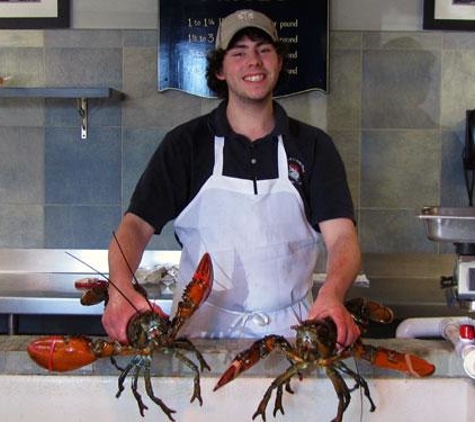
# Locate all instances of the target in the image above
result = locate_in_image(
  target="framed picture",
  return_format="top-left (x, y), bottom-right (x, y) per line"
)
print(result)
top-left (424, 0), bottom-right (475, 30)
top-left (0, 0), bottom-right (70, 29)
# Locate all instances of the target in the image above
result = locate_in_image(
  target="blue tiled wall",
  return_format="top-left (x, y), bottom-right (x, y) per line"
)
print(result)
top-left (0, 29), bottom-right (474, 253)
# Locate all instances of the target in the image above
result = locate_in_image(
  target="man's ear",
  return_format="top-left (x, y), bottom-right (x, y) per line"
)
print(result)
top-left (215, 69), bottom-right (225, 81)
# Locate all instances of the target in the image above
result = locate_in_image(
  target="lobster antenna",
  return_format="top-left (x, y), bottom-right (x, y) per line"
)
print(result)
top-left (112, 231), bottom-right (154, 312)
top-left (353, 356), bottom-right (364, 422)
top-left (112, 231), bottom-right (141, 287)
top-left (65, 251), bottom-right (139, 312)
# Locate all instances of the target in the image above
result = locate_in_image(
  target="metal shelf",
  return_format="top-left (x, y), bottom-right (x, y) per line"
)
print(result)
top-left (0, 87), bottom-right (125, 139)
top-left (0, 87), bottom-right (124, 99)
top-left (0, 248), bottom-right (178, 334)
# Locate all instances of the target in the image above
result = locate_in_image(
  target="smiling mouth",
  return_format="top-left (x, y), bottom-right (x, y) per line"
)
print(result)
top-left (243, 74), bottom-right (265, 82)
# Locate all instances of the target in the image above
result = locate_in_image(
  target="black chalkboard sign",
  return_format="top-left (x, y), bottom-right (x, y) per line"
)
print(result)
top-left (159, 0), bottom-right (329, 98)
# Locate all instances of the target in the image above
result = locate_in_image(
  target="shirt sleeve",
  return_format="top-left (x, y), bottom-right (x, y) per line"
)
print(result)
top-left (127, 130), bottom-right (192, 234)
top-left (307, 131), bottom-right (355, 227)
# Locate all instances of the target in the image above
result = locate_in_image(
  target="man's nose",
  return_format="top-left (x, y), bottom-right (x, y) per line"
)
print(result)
top-left (247, 49), bottom-right (263, 65)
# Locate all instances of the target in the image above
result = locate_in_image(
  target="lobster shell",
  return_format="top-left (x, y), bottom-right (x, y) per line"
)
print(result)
top-left (27, 335), bottom-right (97, 372)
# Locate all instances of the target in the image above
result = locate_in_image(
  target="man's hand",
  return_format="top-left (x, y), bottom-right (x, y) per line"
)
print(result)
top-left (314, 218), bottom-right (362, 348)
top-left (308, 289), bottom-right (360, 349)
top-left (102, 285), bottom-right (167, 344)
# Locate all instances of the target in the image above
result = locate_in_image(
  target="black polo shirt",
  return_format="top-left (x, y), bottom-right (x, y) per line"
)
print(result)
top-left (127, 101), bottom-right (354, 234)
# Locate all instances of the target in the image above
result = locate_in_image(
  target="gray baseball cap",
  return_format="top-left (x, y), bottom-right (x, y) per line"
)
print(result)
top-left (215, 9), bottom-right (278, 50)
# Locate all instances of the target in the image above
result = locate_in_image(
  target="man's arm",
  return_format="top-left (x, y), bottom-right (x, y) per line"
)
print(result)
top-left (102, 212), bottom-right (157, 343)
top-left (308, 217), bottom-right (361, 347)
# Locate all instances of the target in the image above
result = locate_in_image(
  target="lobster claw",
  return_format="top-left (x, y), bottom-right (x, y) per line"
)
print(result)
top-left (27, 335), bottom-right (98, 372)
top-left (171, 253), bottom-right (213, 336)
top-left (75, 277), bottom-right (109, 306)
top-left (214, 342), bottom-right (264, 391)
top-left (74, 277), bottom-right (150, 307)
top-left (214, 336), bottom-right (286, 391)
top-left (345, 298), bottom-right (394, 330)
top-left (184, 252), bottom-right (213, 309)
top-left (352, 342), bottom-right (435, 377)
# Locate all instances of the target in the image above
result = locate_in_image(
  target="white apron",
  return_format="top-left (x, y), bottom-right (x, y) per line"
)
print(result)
top-left (173, 135), bottom-right (321, 338)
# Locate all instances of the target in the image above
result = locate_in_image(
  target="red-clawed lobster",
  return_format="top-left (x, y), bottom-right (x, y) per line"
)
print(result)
top-left (27, 249), bottom-right (213, 421)
top-left (214, 298), bottom-right (435, 422)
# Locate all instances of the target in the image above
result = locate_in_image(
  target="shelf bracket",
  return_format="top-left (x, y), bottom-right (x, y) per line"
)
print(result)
top-left (77, 97), bottom-right (88, 139)
top-left (0, 87), bottom-right (125, 140)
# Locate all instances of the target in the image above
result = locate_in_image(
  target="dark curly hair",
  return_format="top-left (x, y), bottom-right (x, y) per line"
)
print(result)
top-left (206, 27), bottom-right (289, 99)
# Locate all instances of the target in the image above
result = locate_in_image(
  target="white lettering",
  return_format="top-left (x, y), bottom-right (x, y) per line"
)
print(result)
top-left (280, 35), bottom-right (298, 43)
top-left (279, 19), bottom-right (298, 30)
top-left (287, 50), bottom-right (298, 59)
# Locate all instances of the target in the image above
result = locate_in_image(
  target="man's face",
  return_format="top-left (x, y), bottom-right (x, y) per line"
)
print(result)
top-left (216, 35), bottom-right (283, 103)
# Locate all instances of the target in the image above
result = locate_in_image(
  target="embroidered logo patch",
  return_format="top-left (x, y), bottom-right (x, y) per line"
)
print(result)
top-left (288, 158), bottom-right (305, 185)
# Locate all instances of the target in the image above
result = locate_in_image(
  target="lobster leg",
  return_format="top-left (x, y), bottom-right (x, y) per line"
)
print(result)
top-left (252, 363), bottom-right (301, 421)
top-left (174, 337), bottom-right (211, 372)
top-left (116, 356), bottom-right (137, 400)
top-left (118, 354), bottom-right (177, 420)
top-left (143, 364), bottom-right (177, 421)
top-left (174, 350), bottom-right (204, 405)
top-left (335, 361), bottom-right (376, 412)
top-left (325, 366), bottom-right (351, 422)
top-left (110, 355), bottom-right (125, 371)
top-left (272, 378), bottom-right (296, 417)
top-left (131, 362), bottom-right (149, 416)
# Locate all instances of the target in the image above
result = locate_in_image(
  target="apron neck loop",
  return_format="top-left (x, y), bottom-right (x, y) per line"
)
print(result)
top-left (213, 135), bottom-right (287, 178)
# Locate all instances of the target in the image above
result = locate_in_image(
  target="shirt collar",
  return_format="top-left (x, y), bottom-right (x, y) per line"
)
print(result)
top-left (209, 100), bottom-right (290, 139)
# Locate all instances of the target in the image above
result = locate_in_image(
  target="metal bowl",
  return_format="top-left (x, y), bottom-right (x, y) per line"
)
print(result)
top-left (419, 206), bottom-right (475, 243)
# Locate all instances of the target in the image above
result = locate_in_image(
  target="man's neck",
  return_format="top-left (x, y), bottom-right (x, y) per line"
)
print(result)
top-left (225, 96), bottom-right (275, 141)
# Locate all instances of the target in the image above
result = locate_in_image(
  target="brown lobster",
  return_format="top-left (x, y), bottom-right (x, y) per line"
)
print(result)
top-left (214, 298), bottom-right (435, 422)
top-left (28, 252), bottom-right (213, 421)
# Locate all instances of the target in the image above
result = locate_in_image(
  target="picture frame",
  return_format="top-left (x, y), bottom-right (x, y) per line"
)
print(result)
top-left (423, 0), bottom-right (475, 30)
top-left (0, 0), bottom-right (70, 29)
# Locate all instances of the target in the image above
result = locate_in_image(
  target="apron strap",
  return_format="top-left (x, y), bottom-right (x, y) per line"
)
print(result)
top-left (276, 135), bottom-right (287, 177)
top-left (205, 293), bottom-right (311, 331)
top-left (213, 136), bottom-right (225, 176)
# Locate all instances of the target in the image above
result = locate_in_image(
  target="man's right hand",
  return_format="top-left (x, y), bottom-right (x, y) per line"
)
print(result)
top-left (101, 285), bottom-right (167, 344)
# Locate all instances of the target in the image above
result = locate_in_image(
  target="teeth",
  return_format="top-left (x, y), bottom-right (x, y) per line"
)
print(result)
top-left (244, 74), bottom-right (264, 82)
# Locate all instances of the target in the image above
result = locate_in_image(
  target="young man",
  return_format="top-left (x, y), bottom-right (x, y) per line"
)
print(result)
top-left (103, 10), bottom-right (361, 345)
